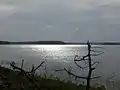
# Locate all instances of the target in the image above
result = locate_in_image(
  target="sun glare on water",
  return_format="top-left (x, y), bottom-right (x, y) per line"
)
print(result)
top-left (20, 45), bottom-right (86, 52)
top-left (21, 45), bottom-right (86, 51)
top-left (27, 45), bottom-right (62, 51)
top-left (18, 45), bottom-right (86, 63)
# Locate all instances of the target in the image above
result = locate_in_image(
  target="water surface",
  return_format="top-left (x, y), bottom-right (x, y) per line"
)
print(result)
top-left (0, 45), bottom-right (120, 80)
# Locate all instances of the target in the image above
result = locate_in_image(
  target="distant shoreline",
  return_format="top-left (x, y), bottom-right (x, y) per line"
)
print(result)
top-left (1, 41), bottom-right (120, 45)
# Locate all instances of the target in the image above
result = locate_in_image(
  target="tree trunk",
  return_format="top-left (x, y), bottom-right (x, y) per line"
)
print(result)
top-left (86, 41), bottom-right (92, 90)
top-left (86, 79), bottom-right (90, 90)
top-left (86, 70), bottom-right (92, 90)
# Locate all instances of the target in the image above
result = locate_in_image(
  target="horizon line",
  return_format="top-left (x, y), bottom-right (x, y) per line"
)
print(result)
top-left (1, 41), bottom-right (120, 45)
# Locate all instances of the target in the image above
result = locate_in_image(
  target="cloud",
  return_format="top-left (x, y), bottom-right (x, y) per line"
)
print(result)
top-left (1, 0), bottom-right (120, 42)
top-left (0, 3), bottom-right (16, 18)
top-left (17, 0), bottom-right (120, 11)
top-left (0, 5), bottom-right (14, 11)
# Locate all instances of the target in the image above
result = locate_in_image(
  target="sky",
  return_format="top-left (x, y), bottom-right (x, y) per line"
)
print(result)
top-left (0, 0), bottom-right (120, 42)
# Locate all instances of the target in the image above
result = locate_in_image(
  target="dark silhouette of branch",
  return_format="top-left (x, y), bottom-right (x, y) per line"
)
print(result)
top-left (91, 61), bottom-right (99, 67)
top-left (74, 61), bottom-right (89, 69)
top-left (55, 68), bottom-right (87, 79)
top-left (74, 55), bottom-right (89, 69)
top-left (74, 61), bottom-right (84, 69)
top-left (55, 40), bottom-right (104, 90)
top-left (29, 61), bottom-right (45, 77)
top-left (18, 59), bottom-right (24, 75)
top-left (91, 46), bottom-right (105, 50)
top-left (33, 61), bottom-right (45, 73)
top-left (91, 76), bottom-right (100, 79)
top-left (21, 59), bottom-right (24, 70)
top-left (9, 61), bottom-right (46, 90)
top-left (10, 62), bottom-right (24, 71)
top-left (74, 55), bottom-right (88, 61)
top-left (91, 52), bottom-right (104, 56)
top-left (91, 49), bottom-right (103, 53)
top-left (31, 64), bottom-right (35, 75)
top-left (64, 68), bottom-right (87, 79)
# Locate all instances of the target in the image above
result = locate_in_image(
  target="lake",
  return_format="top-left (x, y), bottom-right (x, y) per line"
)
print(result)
top-left (0, 45), bottom-right (120, 81)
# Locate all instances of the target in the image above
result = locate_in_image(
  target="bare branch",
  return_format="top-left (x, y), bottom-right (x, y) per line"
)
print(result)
top-left (10, 62), bottom-right (24, 72)
top-left (74, 61), bottom-right (89, 70)
top-left (74, 55), bottom-right (89, 69)
top-left (30, 61), bottom-right (45, 73)
top-left (83, 59), bottom-right (88, 65)
top-left (91, 49), bottom-right (103, 53)
top-left (91, 76), bottom-right (100, 79)
top-left (74, 55), bottom-right (88, 61)
top-left (55, 68), bottom-right (87, 79)
top-left (64, 68), bottom-right (87, 79)
top-left (91, 46), bottom-right (105, 50)
top-left (10, 62), bottom-right (41, 90)
top-left (74, 55), bottom-right (89, 67)
top-left (81, 55), bottom-right (88, 60)
top-left (91, 67), bottom-right (96, 71)
top-left (74, 61), bottom-right (84, 69)
top-left (21, 59), bottom-right (24, 70)
top-left (91, 52), bottom-right (104, 56)
top-left (18, 59), bottom-right (25, 75)
top-left (91, 61), bottom-right (99, 66)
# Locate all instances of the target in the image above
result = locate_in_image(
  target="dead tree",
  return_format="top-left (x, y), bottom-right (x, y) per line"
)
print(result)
top-left (56, 40), bottom-right (104, 90)
top-left (10, 59), bottom-right (45, 90)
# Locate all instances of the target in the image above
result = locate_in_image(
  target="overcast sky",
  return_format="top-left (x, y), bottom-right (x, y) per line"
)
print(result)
top-left (0, 0), bottom-right (120, 42)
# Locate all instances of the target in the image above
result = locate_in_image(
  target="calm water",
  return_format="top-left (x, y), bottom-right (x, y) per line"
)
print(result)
top-left (0, 45), bottom-right (120, 79)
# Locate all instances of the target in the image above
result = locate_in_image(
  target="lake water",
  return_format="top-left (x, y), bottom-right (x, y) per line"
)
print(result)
top-left (0, 45), bottom-right (120, 81)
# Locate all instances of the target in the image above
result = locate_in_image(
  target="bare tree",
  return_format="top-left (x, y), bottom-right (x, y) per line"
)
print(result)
top-left (10, 59), bottom-right (45, 90)
top-left (56, 40), bottom-right (104, 90)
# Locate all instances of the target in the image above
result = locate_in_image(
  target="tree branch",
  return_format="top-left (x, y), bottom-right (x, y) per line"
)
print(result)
top-left (91, 61), bottom-right (99, 67)
top-left (64, 68), bottom-right (87, 79)
top-left (90, 76), bottom-right (100, 79)
top-left (21, 59), bottom-right (24, 69)
top-left (91, 50), bottom-right (103, 53)
top-left (30, 61), bottom-right (45, 73)
top-left (74, 61), bottom-right (84, 69)
top-left (74, 55), bottom-right (88, 61)
top-left (55, 68), bottom-right (87, 79)
top-left (74, 61), bottom-right (89, 70)
top-left (10, 62), bottom-right (24, 72)
top-left (91, 47), bottom-right (105, 50)
top-left (91, 52), bottom-right (104, 56)
top-left (10, 62), bottom-right (41, 90)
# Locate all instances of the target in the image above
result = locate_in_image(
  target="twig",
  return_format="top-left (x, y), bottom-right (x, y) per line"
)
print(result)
top-left (55, 68), bottom-right (87, 79)
top-left (74, 61), bottom-right (89, 69)
top-left (10, 62), bottom-right (41, 90)
top-left (30, 61), bottom-right (45, 73)
top-left (91, 51), bottom-right (104, 56)
top-left (91, 76), bottom-right (100, 79)
top-left (74, 55), bottom-right (88, 61)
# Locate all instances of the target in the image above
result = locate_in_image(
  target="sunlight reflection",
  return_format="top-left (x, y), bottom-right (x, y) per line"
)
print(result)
top-left (20, 45), bottom-right (86, 63)
top-left (21, 45), bottom-right (86, 52)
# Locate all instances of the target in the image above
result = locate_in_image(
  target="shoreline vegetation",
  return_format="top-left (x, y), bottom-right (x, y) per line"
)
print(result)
top-left (0, 66), bottom-right (86, 90)
top-left (0, 63), bottom-right (103, 90)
